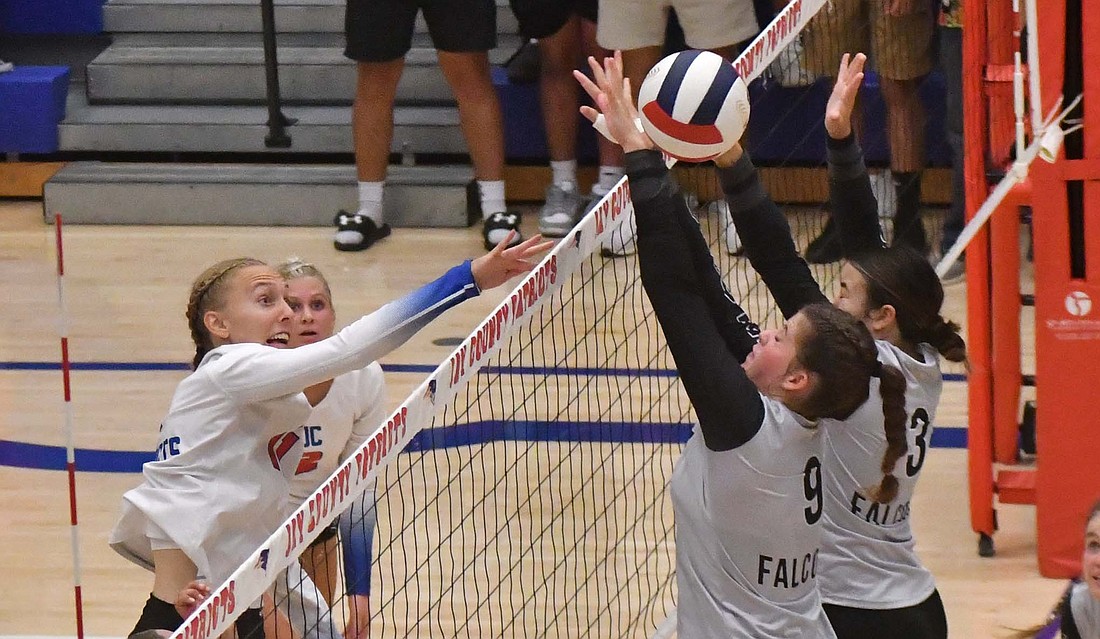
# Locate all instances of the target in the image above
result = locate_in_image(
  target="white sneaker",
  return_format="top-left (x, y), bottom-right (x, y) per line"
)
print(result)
top-left (0, 60), bottom-right (13, 73)
top-left (539, 181), bottom-right (582, 237)
top-left (601, 209), bottom-right (638, 257)
top-left (766, 38), bottom-right (817, 88)
top-left (588, 184), bottom-right (639, 258)
top-left (871, 170), bottom-right (897, 219)
top-left (710, 200), bottom-right (743, 255)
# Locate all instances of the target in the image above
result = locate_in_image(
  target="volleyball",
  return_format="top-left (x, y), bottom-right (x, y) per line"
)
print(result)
top-left (637, 50), bottom-right (750, 162)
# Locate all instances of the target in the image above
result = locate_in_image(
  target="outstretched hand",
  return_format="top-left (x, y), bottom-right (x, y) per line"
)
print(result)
top-left (573, 51), bottom-right (655, 153)
top-left (824, 52), bottom-right (867, 140)
top-left (471, 232), bottom-right (556, 291)
top-left (174, 580), bottom-right (211, 619)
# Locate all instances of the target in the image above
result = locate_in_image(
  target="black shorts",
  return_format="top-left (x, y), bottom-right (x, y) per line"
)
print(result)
top-left (823, 589), bottom-right (948, 639)
top-left (509, 0), bottom-right (598, 40)
top-left (344, 0), bottom-right (497, 62)
top-left (307, 520), bottom-right (339, 549)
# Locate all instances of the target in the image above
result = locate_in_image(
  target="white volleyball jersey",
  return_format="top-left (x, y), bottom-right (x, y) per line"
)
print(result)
top-left (817, 340), bottom-right (942, 609)
top-left (1069, 581), bottom-right (1100, 638)
top-left (288, 362), bottom-right (386, 504)
top-left (671, 396), bottom-right (837, 639)
top-left (110, 263), bottom-right (479, 586)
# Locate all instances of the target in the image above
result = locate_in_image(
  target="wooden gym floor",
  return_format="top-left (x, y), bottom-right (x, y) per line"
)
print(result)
top-left (0, 198), bottom-right (1066, 638)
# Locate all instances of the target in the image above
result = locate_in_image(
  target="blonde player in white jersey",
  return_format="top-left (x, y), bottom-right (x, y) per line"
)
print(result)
top-left (576, 52), bottom-right (907, 639)
top-left (109, 232), bottom-right (552, 638)
top-left (268, 258), bottom-right (383, 639)
top-left (716, 53), bottom-right (965, 638)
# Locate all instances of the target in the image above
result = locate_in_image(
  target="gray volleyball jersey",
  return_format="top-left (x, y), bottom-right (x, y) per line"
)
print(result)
top-left (817, 341), bottom-right (942, 609)
top-left (1070, 581), bottom-right (1100, 638)
top-left (671, 396), bottom-right (837, 639)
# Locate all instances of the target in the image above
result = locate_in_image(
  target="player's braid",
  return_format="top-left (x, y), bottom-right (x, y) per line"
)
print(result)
top-left (924, 314), bottom-right (967, 363)
top-left (796, 303), bottom-right (876, 421)
top-left (276, 257), bottom-right (333, 303)
top-left (868, 363), bottom-right (907, 503)
top-left (185, 258), bottom-right (265, 369)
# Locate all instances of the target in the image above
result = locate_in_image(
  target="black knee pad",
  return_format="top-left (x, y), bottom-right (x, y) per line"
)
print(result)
top-left (130, 594), bottom-right (184, 634)
top-left (234, 607), bottom-right (265, 639)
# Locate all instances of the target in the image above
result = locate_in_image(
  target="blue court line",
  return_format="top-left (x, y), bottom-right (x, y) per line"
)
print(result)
top-left (0, 424), bottom-right (968, 472)
top-left (0, 361), bottom-right (969, 382)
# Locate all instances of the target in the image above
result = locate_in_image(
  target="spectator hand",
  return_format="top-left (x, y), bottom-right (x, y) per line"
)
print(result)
top-left (824, 53), bottom-right (867, 140)
top-left (574, 52), bottom-right (656, 154)
top-left (471, 232), bottom-right (555, 290)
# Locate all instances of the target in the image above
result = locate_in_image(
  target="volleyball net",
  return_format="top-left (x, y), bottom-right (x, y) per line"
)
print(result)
top-left (162, 0), bottom-right (984, 636)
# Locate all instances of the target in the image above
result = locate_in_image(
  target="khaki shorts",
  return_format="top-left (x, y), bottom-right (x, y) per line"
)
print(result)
top-left (801, 0), bottom-right (934, 80)
top-left (597, 0), bottom-right (759, 51)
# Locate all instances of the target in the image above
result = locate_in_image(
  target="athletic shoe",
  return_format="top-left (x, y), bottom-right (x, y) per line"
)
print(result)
top-left (333, 210), bottom-right (391, 252)
top-left (600, 210), bottom-right (638, 258)
top-left (0, 60), bottom-right (13, 73)
top-left (482, 211), bottom-right (523, 250)
top-left (804, 218), bottom-right (844, 264)
top-left (711, 199), bottom-right (744, 256)
top-left (504, 39), bottom-right (540, 85)
top-left (939, 259), bottom-right (966, 285)
top-left (539, 182), bottom-right (582, 237)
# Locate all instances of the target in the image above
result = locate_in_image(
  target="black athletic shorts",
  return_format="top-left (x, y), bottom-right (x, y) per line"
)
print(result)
top-left (344, 0), bottom-right (497, 62)
top-left (509, 0), bottom-right (598, 40)
top-left (823, 589), bottom-right (948, 639)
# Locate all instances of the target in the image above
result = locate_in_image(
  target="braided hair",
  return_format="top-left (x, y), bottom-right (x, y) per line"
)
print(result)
top-left (276, 257), bottom-right (333, 304)
top-left (849, 247), bottom-right (967, 363)
top-left (795, 303), bottom-right (907, 503)
top-left (185, 258), bottom-right (266, 369)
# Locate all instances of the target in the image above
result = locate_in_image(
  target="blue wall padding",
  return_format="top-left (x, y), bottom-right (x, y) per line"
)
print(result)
top-left (0, 65), bottom-right (71, 153)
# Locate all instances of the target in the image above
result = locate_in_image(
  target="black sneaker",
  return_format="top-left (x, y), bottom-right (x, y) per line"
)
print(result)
top-left (804, 219), bottom-right (844, 264)
top-left (482, 211), bottom-right (523, 250)
top-left (333, 210), bottom-right (391, 252)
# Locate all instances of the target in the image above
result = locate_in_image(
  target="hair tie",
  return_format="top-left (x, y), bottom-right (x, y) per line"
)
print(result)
top-left (872, 360), bottom-right (884, 378)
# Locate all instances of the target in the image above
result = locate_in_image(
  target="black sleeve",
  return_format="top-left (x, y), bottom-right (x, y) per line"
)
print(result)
top-left (827, 133), bottom-right (887, 256)
top-left (627, 149), bottom-right (765, 451)
top-left (716, 153), bottom-right (829, 320)
top-left (1059, 590), bottom-right (1082, 639)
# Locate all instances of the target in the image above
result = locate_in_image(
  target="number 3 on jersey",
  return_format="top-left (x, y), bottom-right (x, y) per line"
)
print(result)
top-left (906, 408), bottom-right (930, 477)
top-left (803, 456), bottom-right (822, 525)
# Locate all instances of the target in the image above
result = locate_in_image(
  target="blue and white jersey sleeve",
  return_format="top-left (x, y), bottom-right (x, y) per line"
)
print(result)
top-left (208, 261), bottom-right (479, 404)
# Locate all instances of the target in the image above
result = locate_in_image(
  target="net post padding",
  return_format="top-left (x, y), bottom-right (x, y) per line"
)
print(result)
top-left (168, 179), bottom-right (638, 639)
top-left (962, 0), bottom-right (999, 541)
top-left (1032, 0), bottom-right (1100, 579)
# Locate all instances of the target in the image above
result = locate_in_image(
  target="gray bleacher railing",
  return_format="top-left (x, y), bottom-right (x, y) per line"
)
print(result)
top-left (260, 0), bottom-right (296, 147)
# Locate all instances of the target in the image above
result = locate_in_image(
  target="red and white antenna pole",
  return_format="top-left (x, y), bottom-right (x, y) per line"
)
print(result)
top-left (55, 213), bottom-right (85, 639)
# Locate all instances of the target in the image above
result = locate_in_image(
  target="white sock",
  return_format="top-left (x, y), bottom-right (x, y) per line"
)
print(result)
top-left (595, 165), bottom-right (624, 195)
top-left (478, 180), bottom-right (507, 218)
top-left (356, 181), bottom-right (384, 224)
top-left (550, 160), bottom-right (577, 188)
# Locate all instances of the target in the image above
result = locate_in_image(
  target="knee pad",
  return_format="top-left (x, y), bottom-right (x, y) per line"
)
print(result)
top-left (234, 607), bottom-right (265, 639)
top-left (130, 594), bottom-right (184, 634)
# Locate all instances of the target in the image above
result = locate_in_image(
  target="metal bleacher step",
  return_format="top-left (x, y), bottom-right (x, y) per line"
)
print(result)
top-left (44, 162), bottom-right (474, 227)
top-left (103, 0), bottom-right (518, 35)
top-left (59, 90), bottom-right (466, 153)
top-left (85, 33), bottom-right (522, 105)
